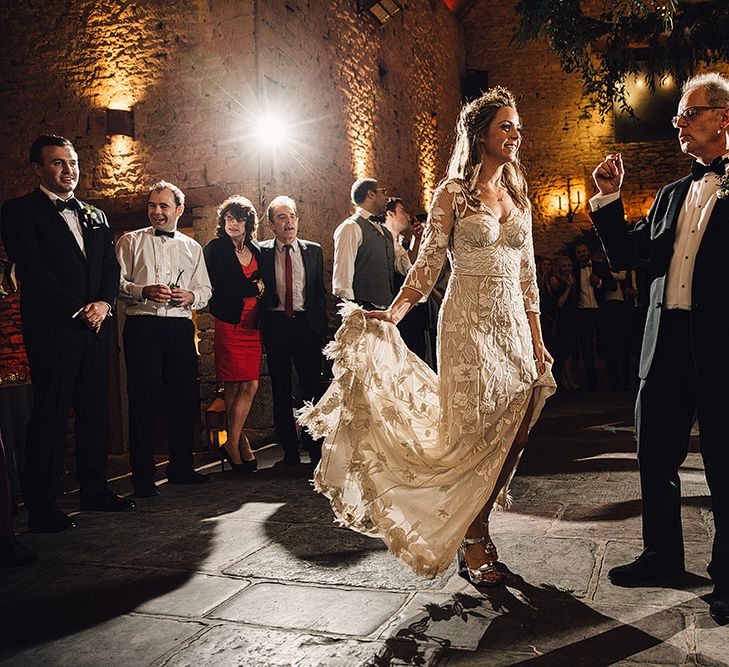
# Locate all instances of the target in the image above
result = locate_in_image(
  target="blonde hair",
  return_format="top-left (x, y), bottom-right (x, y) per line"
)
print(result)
top-left (446, 86), bottom-right (529, 209)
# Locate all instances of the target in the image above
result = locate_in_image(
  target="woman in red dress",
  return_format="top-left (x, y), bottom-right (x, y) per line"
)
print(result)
top-left (204, 196), bottom-right (264, 473)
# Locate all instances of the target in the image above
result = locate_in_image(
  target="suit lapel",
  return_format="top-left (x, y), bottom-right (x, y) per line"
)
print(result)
top-left (261, 242), bottom-right (279, 307)
top-left (31, 189), bottom-right (87, 264)
top-left (299, 240), bottom-right (313, 308)
top-left (662, 176), bottom-right (692, 241)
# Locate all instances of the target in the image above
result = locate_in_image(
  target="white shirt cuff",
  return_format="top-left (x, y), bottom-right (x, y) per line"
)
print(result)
top-left (589, 191), bottom-right (621, 212)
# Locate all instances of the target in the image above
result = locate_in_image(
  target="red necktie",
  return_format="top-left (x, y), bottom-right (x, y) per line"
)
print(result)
top-left (284, 244), bottom-right (293, 317)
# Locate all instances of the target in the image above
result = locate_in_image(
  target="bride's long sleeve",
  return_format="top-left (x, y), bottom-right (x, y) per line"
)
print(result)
top-left (402, 181), bottom-right (457, 299)
top-left (519, 211), bottom-right (540, 314)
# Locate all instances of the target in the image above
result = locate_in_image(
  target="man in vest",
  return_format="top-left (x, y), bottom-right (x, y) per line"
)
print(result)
top-left (332, 178), bottom-right (408, 309)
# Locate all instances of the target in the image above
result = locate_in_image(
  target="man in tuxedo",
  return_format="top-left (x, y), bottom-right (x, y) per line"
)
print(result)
top-left (0, 135), bottom-right (134, 532)
top-left (332, 178), bottom-right (408, 310)
top-left (259, 195), bottom-right (327, 465)
top-left (590, 72), bottom-right (729, 624)
top-left (573, 242), bottom-right (616, 389)
top-left (116, 181), bottom-right (212, 495)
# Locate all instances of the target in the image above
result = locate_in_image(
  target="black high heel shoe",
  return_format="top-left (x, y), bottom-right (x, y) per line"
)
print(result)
top-left (220, 445), bottom-right (257, 474)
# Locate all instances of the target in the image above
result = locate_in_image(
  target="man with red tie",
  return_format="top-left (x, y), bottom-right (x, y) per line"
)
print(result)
top-left (259, 196), bottom-right (327, 465)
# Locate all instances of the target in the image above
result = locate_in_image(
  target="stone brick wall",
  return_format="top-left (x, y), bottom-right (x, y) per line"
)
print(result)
top-left (0, 0), bottom-right (465, 432)
top-left (459, 0), bottom-right (729, 258)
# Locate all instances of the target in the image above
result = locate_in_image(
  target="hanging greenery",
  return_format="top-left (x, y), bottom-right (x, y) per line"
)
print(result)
top-left (513, 0), bottom-right (729, 117)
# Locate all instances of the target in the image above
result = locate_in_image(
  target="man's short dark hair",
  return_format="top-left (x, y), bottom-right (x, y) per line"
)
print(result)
top-left (385, 197), bottom-right (404, 215)
top-left (29, 135), bottom-right (75, 165)
top-left (149, 180), bottom-right (186, 207)
top-left (351, 178), bottom-right (378, 206)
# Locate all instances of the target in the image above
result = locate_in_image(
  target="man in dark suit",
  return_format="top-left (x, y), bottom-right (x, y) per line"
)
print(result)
top-left (259, 195), bottom-right (327, 465)
top-left (573, 242), bottom-right (616, 389)
top-left (590, 72), bottom-right (729, 624)
top-left (0, 135), bottom-right (134, 532)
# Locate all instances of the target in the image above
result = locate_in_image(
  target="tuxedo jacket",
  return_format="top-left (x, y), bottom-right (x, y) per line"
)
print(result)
top-left (0, 188), bottom-right (119, 342)
top-left (572, 259), bottom-right (616, 306)
top-left (258, 238), bottom-right (328, 338)
top-left (591, 175), bottom-right (729, 380)
top-left (203, 236), bottom-right (262, 325)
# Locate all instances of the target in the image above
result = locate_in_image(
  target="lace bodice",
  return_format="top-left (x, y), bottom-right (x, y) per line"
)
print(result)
top-left (403, 179), bottom-right (540, 313)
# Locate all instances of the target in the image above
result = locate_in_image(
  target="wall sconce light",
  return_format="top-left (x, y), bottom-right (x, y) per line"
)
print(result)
top-left (556, 178), bottom-right (581, 223)
top-left (106, 108), bottom-right (135, 138)
top-left (358, 0), bottom-right (404, 25)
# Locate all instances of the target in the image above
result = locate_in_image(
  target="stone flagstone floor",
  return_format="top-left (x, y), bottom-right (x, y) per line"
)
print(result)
top-left (1, 388), bottom-right (726, 666)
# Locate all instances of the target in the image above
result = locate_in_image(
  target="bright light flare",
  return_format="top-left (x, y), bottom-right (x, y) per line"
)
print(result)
top-left (251, 112), bottom-right (292, 150)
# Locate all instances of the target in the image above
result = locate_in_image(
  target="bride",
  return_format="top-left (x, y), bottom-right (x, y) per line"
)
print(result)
top-left (299, 86), bottom-right (556, 584)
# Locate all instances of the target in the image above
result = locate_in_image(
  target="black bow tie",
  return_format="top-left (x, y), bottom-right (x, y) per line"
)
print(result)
top-left (690, 157), bottom-right (727, 181)
top-left (154, 229), bottom-right (175, 238)
top-left (56, 198), bottom-right (81, 212)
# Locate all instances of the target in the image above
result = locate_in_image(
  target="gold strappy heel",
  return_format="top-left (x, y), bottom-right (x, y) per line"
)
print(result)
top-left (457, 536), bottom-right (502, 586)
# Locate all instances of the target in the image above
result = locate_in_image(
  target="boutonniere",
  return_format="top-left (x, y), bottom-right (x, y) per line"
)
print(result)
top-left (81, 203), bottom-right (105, 228)
top-left (717, 162), bottom-right (729, 200)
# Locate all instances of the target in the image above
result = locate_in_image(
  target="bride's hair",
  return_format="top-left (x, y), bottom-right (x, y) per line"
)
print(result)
top-left (445, 85), bottom-right (529, 210)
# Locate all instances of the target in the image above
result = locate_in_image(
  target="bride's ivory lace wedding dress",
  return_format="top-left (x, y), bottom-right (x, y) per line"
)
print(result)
top-left (299, 179), bottom-right (556, 577)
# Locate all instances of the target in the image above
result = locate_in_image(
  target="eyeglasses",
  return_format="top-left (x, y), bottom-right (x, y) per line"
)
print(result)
top-left (671, 106), bottom-right (727, 128)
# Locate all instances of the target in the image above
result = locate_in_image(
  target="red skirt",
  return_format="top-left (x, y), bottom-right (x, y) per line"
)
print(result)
top-left (213, 258), bottom-right (262, 382)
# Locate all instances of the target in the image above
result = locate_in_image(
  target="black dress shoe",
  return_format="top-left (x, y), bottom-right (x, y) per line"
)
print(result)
top-left (80, 489), bottom-right (136, 512)
top-left (283, 454), bottom-right (301, 465)
top-left (608, 549), bottom-right (685, 586)
top-left (28, 507), bottom-right (76, 533)
top-left (0, 535), bottom-right (38, 567)
top-left (710, 593), bottom-right (729, 625)
top-left (132, 485), bottom-right (161, 498)
top-left (167, 470), bottom-right (211, 484)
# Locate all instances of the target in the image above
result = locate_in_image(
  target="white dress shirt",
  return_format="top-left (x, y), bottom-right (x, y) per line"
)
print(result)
top-left (40, 184), bottom-right (85, 257)
top-left (590, 154), bottom-right (727, 310)
top-left (272, 238), bottom-right (306, 312)
top-left (578, 262), bottom-right (599, 309)
top-left (116, 227), bottom-right (212, 318)
top-left (332, 207), bottom-right (411, 300)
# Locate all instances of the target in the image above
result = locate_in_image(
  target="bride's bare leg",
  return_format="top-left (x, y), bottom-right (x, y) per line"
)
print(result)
top-left (461, 394), bottom-right (536, 576)
top-left (480, 394), bottom-right (535, 521)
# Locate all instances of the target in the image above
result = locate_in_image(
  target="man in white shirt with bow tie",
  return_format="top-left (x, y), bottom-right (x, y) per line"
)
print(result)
top-left (116, 181), bottom-right (212, 496)
top-left (590, 72), bottom-right (729, 624)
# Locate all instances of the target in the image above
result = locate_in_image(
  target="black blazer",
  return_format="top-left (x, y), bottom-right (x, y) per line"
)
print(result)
top-left (591, 175), bottom-right (729, 380)
top-left (258, 238), bottom-right (328, 338)
top-left (0, 188), bottom-right (119, 338)
top-left (203, 236), bottom-right (262, 325)
top-left (572, 258), bottom-right (616, 305)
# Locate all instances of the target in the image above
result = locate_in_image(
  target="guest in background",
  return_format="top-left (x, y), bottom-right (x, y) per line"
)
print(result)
top-left (603, 269), bottom-right (633, 389)
top-left (332, 178), bottom-right (395, 309)
top-left (550, 255), bottom-right (579, 390)
top-left (573, 242), bottom-right (616, 389)
top-left (536, 255), bottom-right (556, 350)
top-left (117, 181), bottom-right (212, 496)
top-left (259, 196), bottom-right (328, 465)
top-left (383, 197), bottom-right (427, 360)
top-left (204, 196), bottom-right (263, 474)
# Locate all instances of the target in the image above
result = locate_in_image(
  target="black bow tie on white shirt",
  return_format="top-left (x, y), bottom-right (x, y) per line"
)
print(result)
top-left (690, 156), bottom-right (727, 181)
top-left (154, 229), bottom-right (175, 238)
top-left (56, 198), bottom-right (81, 212)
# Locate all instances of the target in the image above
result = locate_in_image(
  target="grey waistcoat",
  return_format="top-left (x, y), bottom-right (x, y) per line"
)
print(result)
top-left (352, 216), bottom-right (395, 306)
